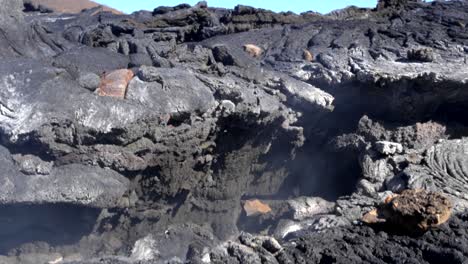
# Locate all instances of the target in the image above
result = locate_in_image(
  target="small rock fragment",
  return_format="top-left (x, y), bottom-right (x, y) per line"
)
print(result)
top-left (303, 49), bottom-right (313, 62)
top-left (244, 199), bottom-right (272, 216)
top-left (98, 69), bottom-right (134, 98)
top-left (137, 66), bottom-right (163, 82)
top-left (361, 208), bottom-right (385, 224)
top-left (407, 48), bottom-right (434, 62)
top-left (201, 253), bottom-right (211, 263)
top-left (226, 242), bottom-right (262, 263)
top-left (261, 237), bottom-right (282, 254)
top-left (220, 100), bottom-right (236, 113)
top-left (375, 141), bottom-right (403, 155)
top-left (243, 44), bottom-right (263, 58)
top-left (131, 235), bottom-right (160, 261)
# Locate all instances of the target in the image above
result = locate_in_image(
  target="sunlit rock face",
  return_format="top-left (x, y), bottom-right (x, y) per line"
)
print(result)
top-left (0, 0), bottom-right (467, 263)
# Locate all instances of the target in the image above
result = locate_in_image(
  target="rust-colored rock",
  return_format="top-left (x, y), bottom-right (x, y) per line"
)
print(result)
top-left (303, 49), bottom-right (313, 62)
top-left (98, 69), bottom-right (134, 99)
top-left (244, 199), bottom-right (272, 216)
top-left (243, 44), bottom-right (263, 58)
top-left (362, 189), bottom-right (452, 234)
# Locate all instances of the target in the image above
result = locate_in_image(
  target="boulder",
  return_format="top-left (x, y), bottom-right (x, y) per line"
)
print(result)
top-left (374, 141), bottom-right (403, 155)
top-left (407, 48), bottom-right (434, 62)
top-left (212, 45), bottom-right (239, 66)
top-left (362, 189), bottom-right (452, 234)
top-left (302, 49), bottom-right (313, 62)
top-left (78, 72), bottom-right (101, 91)
top-left (131, 235), bottom-right (159, 261)
top-left (243, 200), bottom-right (272, 216)
top-left (136, 65), bottom-right (163, 82)
top-left (98, 69), bottom-right (134, 98)
top-left (243, 44), bottom-right (263, 58)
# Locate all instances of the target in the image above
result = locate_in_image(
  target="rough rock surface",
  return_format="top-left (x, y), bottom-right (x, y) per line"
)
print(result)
top-left (98, 69), bottom-right (134, 98)
top-left (0, 0), bottom-right (467, 263)
top-left (208, 214), bottom-right (468, 264)
top-left (362, 189), bottom-right (453, 234)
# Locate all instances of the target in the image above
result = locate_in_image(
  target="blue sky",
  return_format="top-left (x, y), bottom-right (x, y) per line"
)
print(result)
top-left (95, 0), bottom-right (378, 14)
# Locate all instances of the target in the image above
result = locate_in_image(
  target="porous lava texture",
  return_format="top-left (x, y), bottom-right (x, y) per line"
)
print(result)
top-left (0, 0), bottom-right (467, 263)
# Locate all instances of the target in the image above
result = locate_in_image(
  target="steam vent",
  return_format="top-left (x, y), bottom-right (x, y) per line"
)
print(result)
top-left (0, 0), bottom-right (467, 263)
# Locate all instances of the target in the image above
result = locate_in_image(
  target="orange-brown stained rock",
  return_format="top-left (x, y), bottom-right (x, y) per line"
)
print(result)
top-left (362, 209), bottom-right (384, 224)
top-left (362, 189), bottom-right (452, 234)
top-left (303, 49), bottom-right (313, 62)
top-left (243, 44), bottom-right (263, 58)
top-left (98, 69), bottom-right (134, 99)
top-left (244, 199), bottom-right (272, 216)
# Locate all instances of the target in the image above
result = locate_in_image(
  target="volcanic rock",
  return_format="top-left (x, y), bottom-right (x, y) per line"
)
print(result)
top-left (374, 141), bottom-right (403, 155)
top-left (403, 139), bottom-right (468, 211)
top-left (130, 235), bottom-right (159, 261)
top-left (126, 67), bottom-right (216, 113)
top-left (244, 200), bottom-right (272, 216)
top-left (212, 45), bottom-right (240, 66)
top-left (78, 72), bottom-right (101, 91)
top-left (52, 47), bottom-right (130, 78)
top-left (407, 48), bottom-right (435, 62)
top-left (12, 154), bottom-right (53, 175)
top-left (0, 0), bottom-right (36, 57)
top-left (0, 146), bottom-right (129, 207)
top-left (377, 0), bottom-right (422, 10)
top-left (302, 49), bottom-right (313, 62)
top-left (97, 69), bottom-right (134, 98)
top-left (243, 44), bottom-right (263, 58)
top-left (23, 0), bottom-right (53, 13)
top-left (288, 196), bottom-right (335, 221)
top-left (26, 0), bottom-right (123, 14)
top-left (363, 190), bottom-right (452, 234)
top-left (136, 66), bottom-right (164, 82)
